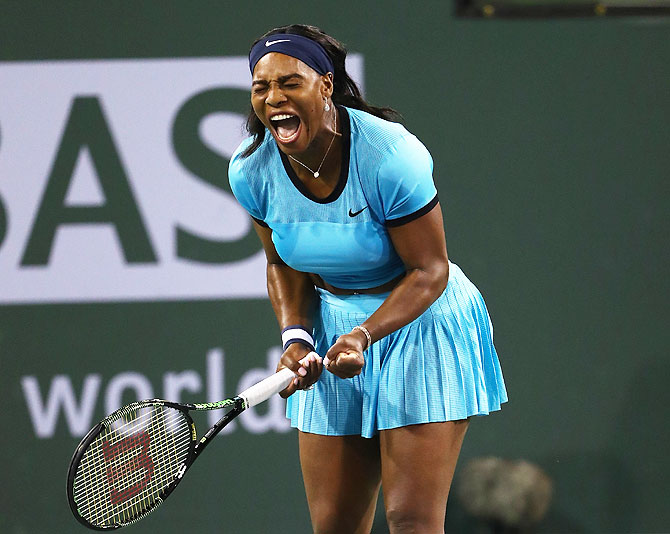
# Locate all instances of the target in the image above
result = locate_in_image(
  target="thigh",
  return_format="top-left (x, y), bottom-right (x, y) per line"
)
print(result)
top-left (380, 421), bottom-right (469, 533)
top-left (299, 431), bottom-right (382, 534)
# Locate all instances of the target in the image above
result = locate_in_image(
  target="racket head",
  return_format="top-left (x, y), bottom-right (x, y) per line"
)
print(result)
top-left (67, 400), bottom-right (196, 530)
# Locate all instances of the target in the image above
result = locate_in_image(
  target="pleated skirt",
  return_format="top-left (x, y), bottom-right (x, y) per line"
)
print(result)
top-left (285, 262), bottom-right (507, 438)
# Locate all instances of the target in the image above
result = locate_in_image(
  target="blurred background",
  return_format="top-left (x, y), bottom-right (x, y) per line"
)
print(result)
top-left (1, 1), bottom-right (668, 532)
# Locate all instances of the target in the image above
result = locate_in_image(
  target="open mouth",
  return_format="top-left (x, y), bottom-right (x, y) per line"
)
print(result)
top-left (270, 113), bottom-right (301, 143)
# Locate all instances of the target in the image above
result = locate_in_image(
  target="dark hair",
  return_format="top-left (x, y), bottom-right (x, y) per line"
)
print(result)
top-left (241, 24), bottom-right (400, 157)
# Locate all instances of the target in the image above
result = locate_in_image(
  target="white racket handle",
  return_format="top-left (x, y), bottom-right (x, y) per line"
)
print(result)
top-left (239, 352), bottom-right (318, 408)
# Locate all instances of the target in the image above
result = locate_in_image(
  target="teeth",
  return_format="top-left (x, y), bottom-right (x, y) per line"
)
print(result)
top-left (270, 114), bottom-right (295, 121)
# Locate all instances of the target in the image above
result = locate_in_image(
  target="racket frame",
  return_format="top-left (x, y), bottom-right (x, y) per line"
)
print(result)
top-left (66, 356), bottom-right (308, 530)
top-left (67, 397), bottom-right (244, 531)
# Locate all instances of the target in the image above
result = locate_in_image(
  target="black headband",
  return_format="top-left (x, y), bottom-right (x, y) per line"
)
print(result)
top-left (249, 33), bottom-right (334, 76)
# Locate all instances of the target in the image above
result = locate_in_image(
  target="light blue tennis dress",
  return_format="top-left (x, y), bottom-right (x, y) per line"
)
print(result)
top-left (229, 106), bottom-right (507, 438)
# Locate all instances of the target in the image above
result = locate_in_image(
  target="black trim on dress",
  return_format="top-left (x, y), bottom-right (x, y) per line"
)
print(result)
top-left (278, 106), bottom-right (351, 205)
top-left (251, 216), bottom-right (269, 227)
top-left (385, 193), bottom-right (439, 227)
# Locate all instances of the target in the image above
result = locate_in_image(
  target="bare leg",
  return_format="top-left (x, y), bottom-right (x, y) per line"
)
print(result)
top-left (299, 432), bottom-right (382, 534)
top-left (380, 420), bottom-right (469, 534)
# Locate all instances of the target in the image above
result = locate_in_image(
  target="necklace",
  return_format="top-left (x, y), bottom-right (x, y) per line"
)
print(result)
top-left (288, 108), bottom-right (337, 179)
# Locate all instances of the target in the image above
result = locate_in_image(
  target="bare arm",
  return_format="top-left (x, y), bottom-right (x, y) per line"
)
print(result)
top-left (324, 203), bottom-right (449, 378)
top-left (363, 202), bottom-right (449, 341)
top-left (253, 221), bottom-right (323, 394)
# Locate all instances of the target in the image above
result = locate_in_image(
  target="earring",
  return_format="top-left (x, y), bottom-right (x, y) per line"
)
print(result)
top-left (324, 99), bottom-right (330, 112)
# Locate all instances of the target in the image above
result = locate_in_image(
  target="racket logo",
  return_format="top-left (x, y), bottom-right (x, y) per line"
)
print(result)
top-left (102, 432), bottom-right (155, 505)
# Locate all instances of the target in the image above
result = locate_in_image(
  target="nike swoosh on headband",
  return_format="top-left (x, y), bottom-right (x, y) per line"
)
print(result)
top-left (265, 39), bottom-right (291, 47)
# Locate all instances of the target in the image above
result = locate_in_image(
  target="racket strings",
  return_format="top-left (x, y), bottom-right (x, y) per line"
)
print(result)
top-left (79, 407), bottom-right (189, 523)
top-left (75, 417), bottom-right (162, 523)
top-left (73, 404), bottom-right (192, 528)
top-left (76, 406), bottom-right (190, 526)
top-left (73, 407), bottom-right (179, 479)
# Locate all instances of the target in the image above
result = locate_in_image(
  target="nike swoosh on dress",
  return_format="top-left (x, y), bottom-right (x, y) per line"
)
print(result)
top-left (348, 207), bottom-right (368, 217)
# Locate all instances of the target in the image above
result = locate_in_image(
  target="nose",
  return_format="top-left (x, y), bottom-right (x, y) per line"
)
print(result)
top-left (266, 82), bottom-right (286, 107)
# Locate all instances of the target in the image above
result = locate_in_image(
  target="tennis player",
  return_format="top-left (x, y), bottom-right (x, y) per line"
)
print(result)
top-left (229, 24), bottom-right (508, 534)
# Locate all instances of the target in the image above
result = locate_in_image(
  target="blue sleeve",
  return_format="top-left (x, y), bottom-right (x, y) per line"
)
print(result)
top-left (376, 134), bottom-right (438, 227)
top-left (228, 144), bottom-right (266, 225)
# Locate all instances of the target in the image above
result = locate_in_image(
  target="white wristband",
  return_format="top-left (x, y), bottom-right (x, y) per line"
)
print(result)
top-left (281, 325), bottom-right (315, 352)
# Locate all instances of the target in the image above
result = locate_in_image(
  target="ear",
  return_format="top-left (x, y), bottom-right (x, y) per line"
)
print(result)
top-left (321, 72), bottom-right (334, 99)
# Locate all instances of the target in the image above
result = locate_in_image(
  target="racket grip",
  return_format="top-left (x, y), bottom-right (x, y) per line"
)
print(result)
top-left (239, 352), bottom-right (318, 408)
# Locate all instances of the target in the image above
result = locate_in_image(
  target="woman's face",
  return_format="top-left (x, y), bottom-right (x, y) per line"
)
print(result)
top-left (251, 52), bottom-right (332, 155)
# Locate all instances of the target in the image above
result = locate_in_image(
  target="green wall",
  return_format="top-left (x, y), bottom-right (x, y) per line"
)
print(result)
top-left (1, 2), bottom-right (668, 532)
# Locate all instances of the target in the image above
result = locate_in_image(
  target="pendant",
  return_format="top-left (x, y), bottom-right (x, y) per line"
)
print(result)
top-left (313, 172), bottom-right (320, 178)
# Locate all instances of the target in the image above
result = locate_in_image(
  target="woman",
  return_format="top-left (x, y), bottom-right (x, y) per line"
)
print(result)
top-left (229, 24), bottom-right (507, 534)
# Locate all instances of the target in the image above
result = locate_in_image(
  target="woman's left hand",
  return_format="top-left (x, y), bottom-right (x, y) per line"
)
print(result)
top-left (324, 331), bottom-right (367, 379)
top-left (277, 345), bottom-right (324, 398)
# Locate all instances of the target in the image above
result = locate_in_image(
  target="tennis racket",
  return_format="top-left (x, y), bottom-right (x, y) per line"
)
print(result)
top-left (67, 353), bottom-right (316, 530)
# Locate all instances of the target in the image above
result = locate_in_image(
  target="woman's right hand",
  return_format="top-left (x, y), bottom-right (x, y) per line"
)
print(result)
top-left (276, 344), bottom-right (323, 398)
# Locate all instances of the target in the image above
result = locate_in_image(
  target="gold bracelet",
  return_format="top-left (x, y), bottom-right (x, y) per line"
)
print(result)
top-left (352, 325), bottom-right (372, 351)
